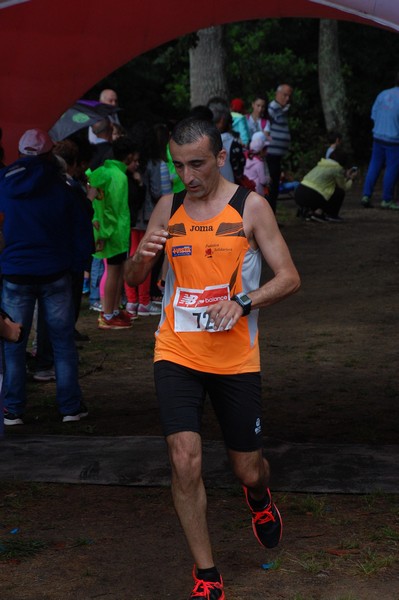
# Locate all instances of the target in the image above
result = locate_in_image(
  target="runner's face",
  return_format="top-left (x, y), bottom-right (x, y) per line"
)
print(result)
top-left (170, 136), bottom-right (225, 199)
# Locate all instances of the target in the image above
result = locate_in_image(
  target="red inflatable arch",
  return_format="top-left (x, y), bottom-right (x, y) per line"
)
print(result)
top-left (1, 0), bottom-right (398, 159)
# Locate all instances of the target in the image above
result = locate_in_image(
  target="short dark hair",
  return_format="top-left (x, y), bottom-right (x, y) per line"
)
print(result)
top-left (329, 147), bottom-right (348, 167)
top-left (53, 139), bottom-right (79, 167)
top-left (112, 136), bottom-right (138, 161)
top-left (327, 131), bottom-right (342, 144)
top-left (188, 105), bottom-right (213, 122)
top-left (207, 99), bottom-right (231, 130)
top-left (92, 117), bottom-right (112, 135)
top-left (252, 93), bottom-right (266, 102)
top-left (171, 118), bottom-right (223, 156)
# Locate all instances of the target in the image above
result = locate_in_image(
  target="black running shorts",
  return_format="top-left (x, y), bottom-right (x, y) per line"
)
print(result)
top-left (154, 360), bottom-right (263, 452)
top-left (106, 252), bottom-right (127, 265)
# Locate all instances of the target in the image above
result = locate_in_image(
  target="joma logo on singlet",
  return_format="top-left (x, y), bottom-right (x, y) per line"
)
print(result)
top-left (189, 225), bottom-right (214, 232)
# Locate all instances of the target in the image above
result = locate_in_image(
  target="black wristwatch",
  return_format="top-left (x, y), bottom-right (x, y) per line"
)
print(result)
top-left (231, 292), bottom-right (252, 316)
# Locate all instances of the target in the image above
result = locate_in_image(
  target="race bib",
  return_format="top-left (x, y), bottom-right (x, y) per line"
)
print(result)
top-left (173, 284), bottom-right (230, 332)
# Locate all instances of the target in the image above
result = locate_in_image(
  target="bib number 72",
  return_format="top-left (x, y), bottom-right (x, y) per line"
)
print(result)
top-left (173, 284), bottom-right (230, 333)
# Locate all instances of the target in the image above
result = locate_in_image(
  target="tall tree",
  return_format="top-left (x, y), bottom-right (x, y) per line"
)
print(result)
top-left (189, 26), bottom-right (229, 106)
top-left (318, 19), bottom-right (350, 148)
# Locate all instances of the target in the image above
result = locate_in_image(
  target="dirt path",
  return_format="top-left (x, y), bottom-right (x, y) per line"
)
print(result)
top-left (1, 184), bottom-right (398, 599)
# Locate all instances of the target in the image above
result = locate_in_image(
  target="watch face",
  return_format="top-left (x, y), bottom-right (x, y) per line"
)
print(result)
top-left (239, 293), bottom-right (251, 304)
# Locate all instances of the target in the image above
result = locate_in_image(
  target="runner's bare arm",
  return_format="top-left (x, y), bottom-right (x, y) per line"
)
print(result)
top-left (244, 192), bottom-right (300, 308)
top-left (124, 194), bottom-right (173, 287)
top-left (205, 192), bottom-right (300, 331)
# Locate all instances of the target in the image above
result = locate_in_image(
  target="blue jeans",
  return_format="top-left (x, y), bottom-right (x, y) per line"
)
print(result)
top-left (363, 139), bottom-right (399, 201)
top-left (89, 257), bottom-right (104, 304)
top-left (2, 274), bottom-right (82, 417)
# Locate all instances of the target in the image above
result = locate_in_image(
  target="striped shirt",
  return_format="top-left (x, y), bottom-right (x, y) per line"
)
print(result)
top-left (267, 100), bottom-right (291, 157)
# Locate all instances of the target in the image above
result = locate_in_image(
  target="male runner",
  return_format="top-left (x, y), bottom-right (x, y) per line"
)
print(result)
top-left (124, 117), bottom-right (300, 599)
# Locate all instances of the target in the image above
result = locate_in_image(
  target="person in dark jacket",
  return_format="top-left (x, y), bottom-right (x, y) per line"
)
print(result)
top-left (0, 128), bottom-right (90, 426)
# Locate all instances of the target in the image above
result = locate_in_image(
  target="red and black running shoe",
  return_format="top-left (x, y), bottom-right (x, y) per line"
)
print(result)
top-left (189, 565), bottom-right (225, 600)
top-left (243, 486), bottom-right (283, 549)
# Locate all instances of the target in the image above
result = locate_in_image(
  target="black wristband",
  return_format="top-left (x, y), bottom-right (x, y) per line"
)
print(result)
top-left (231, 293), bottom-right (252, 316)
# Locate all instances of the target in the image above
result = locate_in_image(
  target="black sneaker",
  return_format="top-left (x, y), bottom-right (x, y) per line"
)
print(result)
top-left (310, 212), bottom-right (328, 223)
top-left (62, 403), bottom-right (88, 423)
top-left (4, 409), bottom-right (24, 426)
top-left (243, 486), bottom-right (282, 549)
top-left (189, 566), bottom-right (225, 600)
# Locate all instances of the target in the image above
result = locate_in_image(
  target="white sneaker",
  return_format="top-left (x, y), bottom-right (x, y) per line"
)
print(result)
top-left (89, 301), bottom-right (102, 312)
top-left (33, 368), bottom-right (56, 382)
top-left (62, 403), bottom-right (89, 423)
top-left (137, 302), bottom-right (162, 316)
top-left (126, 302), bottom-right (139, 319)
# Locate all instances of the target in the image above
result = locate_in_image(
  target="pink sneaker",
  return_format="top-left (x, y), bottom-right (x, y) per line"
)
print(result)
top-left (137, 302), bottom-right (161, 316)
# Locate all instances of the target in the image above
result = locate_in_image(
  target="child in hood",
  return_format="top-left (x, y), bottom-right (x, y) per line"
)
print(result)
top-left (244, 132), bottom-right (271, 196)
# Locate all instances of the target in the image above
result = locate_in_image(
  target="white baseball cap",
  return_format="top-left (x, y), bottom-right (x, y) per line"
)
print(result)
top-left (18, 128), bottom-right (54, 156)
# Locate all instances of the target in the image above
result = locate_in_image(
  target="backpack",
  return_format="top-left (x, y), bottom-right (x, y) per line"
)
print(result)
top-left (230, 139), bottom-right (256, 191)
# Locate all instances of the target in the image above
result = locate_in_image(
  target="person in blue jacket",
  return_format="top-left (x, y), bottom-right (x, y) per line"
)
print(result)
top-left (0, 128), bottom-right (91, 426)
top-left (361, 72), bottom-right (399, 210)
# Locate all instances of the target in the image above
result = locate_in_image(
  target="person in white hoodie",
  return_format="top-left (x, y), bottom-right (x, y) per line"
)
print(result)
top-left (244, 132), bottom-right (271, 196)
top-left (294, 148), bottom-right (358, 222)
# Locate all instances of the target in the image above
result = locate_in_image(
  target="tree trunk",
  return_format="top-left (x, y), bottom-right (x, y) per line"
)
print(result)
top-left (318, 19), bottom-right (351, 150)
top-left (189, 26), bottom-right (229, 107)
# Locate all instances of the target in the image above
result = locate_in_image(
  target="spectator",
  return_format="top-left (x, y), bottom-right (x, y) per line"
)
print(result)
top-left (361, 73), bottom-right (399, 210)
top-left (0, 128), bottom-right (88, 425)
top-left (326, 131), bottom-right (343, 159)
top-left (246, 95), bottom-right (271, 140)
top-left (294, 148), bottom-right (357, 222)
top-left (207, 97), bottom-right (245, 184)
top-left (31, 139), bottom-right (94, 382)
top-left (244, 132), bottom-right (271, 195)
top-left (266, 84), bottom-right (293, 213)
top-left (88, 88), bottom-right (121, 145)
top-left (87, 137), bottom-right (136, 330)
top-left (124, 123), bottom-right (163, 318)
top-left (230, 97), bottom-right (250, 146)
top-left (89, 117), bottom-right (114, 170)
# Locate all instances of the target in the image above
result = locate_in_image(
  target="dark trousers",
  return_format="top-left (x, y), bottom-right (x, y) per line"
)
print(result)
top-left (294, 184), bottom-right (345, 217)
top-left (266, 154), bottom-right (282, 213)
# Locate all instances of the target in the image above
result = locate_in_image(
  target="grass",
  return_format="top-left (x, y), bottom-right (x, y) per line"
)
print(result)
top-left (356, 549), bottom-right (396, 575)
top-left (339, 538), bottom-right (361, 550)
top-left (372, 525), bottom-right (399, 542)
top-left (286, 550), bottom-right (333, 574)
top-left (71, 536), bottom-right (94, 547)
top-left (0, 537), bottom-right (46, 560)
top-left (289, 494), bottom-right (328, 517)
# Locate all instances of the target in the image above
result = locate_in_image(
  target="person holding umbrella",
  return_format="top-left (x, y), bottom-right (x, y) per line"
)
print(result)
top-left (89, 89), bottom-right (121, 145)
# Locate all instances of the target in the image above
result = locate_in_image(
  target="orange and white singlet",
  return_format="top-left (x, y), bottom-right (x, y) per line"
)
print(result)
top-left (154, 187), bottom-right (262, 374)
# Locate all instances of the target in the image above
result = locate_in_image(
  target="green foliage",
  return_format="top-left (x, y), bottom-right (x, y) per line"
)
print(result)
top-left (85, 17), bottom-right (399, 171)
